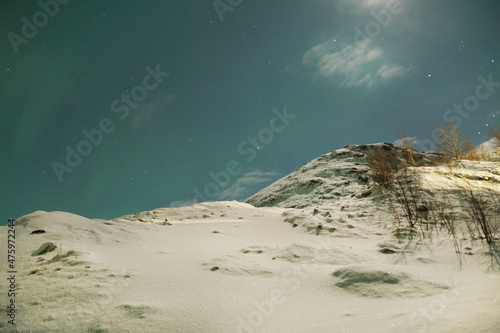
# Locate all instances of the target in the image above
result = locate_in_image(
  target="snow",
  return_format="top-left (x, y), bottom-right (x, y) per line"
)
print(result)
top-left (1, 143), bottom-right (499, 332)
top-left (479, 137), bottom-right (500, 153)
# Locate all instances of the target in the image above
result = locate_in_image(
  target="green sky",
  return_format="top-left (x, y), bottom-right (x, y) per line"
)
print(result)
top-left (1, 0), bottom-right (499, 223)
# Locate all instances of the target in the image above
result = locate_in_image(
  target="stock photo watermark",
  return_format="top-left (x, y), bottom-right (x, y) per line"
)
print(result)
top-left (5, 219), bottom-right (17, 326)
top-left (415, 73), bottom-right (499, 152)
top-left (7, 0), bottom-right (71, 54)
top-left (213, 0), bottom-right (243, 22)
top-left (192, 106), bottom-right (295, 203)
top-left (51, 64), bottom-right (169, 182)
top-left (408, 276), bottom-right (463, 332)
top-left (236, 237), bottom-right (336, 332)
top-left (340, 0), bottom-right (403, 62)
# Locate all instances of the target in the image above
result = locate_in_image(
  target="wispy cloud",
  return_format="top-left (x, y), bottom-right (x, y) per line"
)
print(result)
top-left (302, 38), bottom-right (412, 88)
top-left (218, 170), bottom-right (280, 201)
top-left (301, 0), bottom-right (415, 89)
top-left (129, 93), bottom-right (176, 129)
top-left (168, 170), bottom-right (280, 207)
top-left (393, 136), bottom-right (418, 148)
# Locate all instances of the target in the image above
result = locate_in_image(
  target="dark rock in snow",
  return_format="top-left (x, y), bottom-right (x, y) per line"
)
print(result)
top-left (32, 242), bottom-right (57, 256)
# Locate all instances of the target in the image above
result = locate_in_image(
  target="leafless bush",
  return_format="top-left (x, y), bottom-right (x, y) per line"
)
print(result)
top-left (436, 122), bottom-right (469, 160)
top-left (428, 152), bottom-right (456, 169)
top-left (366, 146), bottom-right (400, 186)
top-left (460, 186), bottom-right (500, 269)
top-left (462, 187), bottom-right (496, 244)
top-left (367, 145), bottom-right (427, 231)
top-left (366, 140), bottom-right (499, 268)
top-left (427, 191), bottom-right (463, 267)
top-left (463, 142), bottom-right (482, 161)
top-left (491, 189), bottom-right (500, 214)
top-left (397, 133), bottom-right (417, 167)
top-left (391, 170), bottom-right (422, 230)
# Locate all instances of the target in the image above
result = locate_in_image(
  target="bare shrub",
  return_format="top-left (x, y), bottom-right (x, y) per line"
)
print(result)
top-left (396, 133), bottom-right (417, 167)
top-left (367, 140), bottom-right (499, 269)
top-left (391, 170), bottom-right (422, 229)
top-left (428, 152), bottom-right (454, 167)
top-left (367, 145), bottom-right (426, 231)
top-left (463, 142), bottom-right (482, 161)
top-left (462, 187), bottom-right (499, 244)
top-left (366, 146), bottom-right (400, 186)
top-left (461, 187), bottom-right (500, 270)
top-left (436, 122), bottom-right (468, 160)
top-left (427, 191), bottom-right (463, 267)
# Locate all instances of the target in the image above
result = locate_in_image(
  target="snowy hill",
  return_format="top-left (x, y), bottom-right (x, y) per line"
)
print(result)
top-left (1, 143), bottom-right (499, 333)
top-left (245, 143), bottom-right (436, 208)
top-left (247, 142), bottom-right (500, 239)
top-left (479, 137), bottom-right (500, 153)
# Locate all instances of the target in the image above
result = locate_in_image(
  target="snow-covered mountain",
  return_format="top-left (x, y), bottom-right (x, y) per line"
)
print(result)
top-left (246, 142), bottom-right (500, 236)
top-left (479, 137), bottom-right (500, 154)
top-left (245, 142), bottom-right (435, 208)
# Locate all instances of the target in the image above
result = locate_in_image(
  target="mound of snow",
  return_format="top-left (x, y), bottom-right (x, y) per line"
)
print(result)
top-left (275, 243), bottom-right (360, 265)
top-left (113, 200), bottom-right (281, 224)
top-left (332, 265), bottom-right (450, 298)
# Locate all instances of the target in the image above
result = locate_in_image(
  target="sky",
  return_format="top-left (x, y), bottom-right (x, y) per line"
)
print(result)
top-left (1, 0), bottom-right (499, 223)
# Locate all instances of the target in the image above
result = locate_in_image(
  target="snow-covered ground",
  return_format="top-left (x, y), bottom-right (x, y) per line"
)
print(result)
top-left (1, 144), bottom-right (499, 332)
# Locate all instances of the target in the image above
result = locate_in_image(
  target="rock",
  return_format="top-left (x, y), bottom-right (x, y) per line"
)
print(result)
top-left (357, 189), bottom-right (372, 198)
top-left (416, 205), bottom-right (429, 212)
top-left (30, 229), bottom-right (46, 234)
top-left (32, 242), bottom-right (57, 256)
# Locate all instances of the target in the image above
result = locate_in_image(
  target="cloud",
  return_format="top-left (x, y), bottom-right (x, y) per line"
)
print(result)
top-left (301, 0), bottom-right (416, 89)
top-left (377, 64), bottom-right (407, 78)
top-left (302, 38), bottom-right (412, 88)
top-left (393, 136), bottom-right (418, 148)
top-left (129, 93), bottom-right (176, 129)
top-left (218, 170), bottom-right (280, 201)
